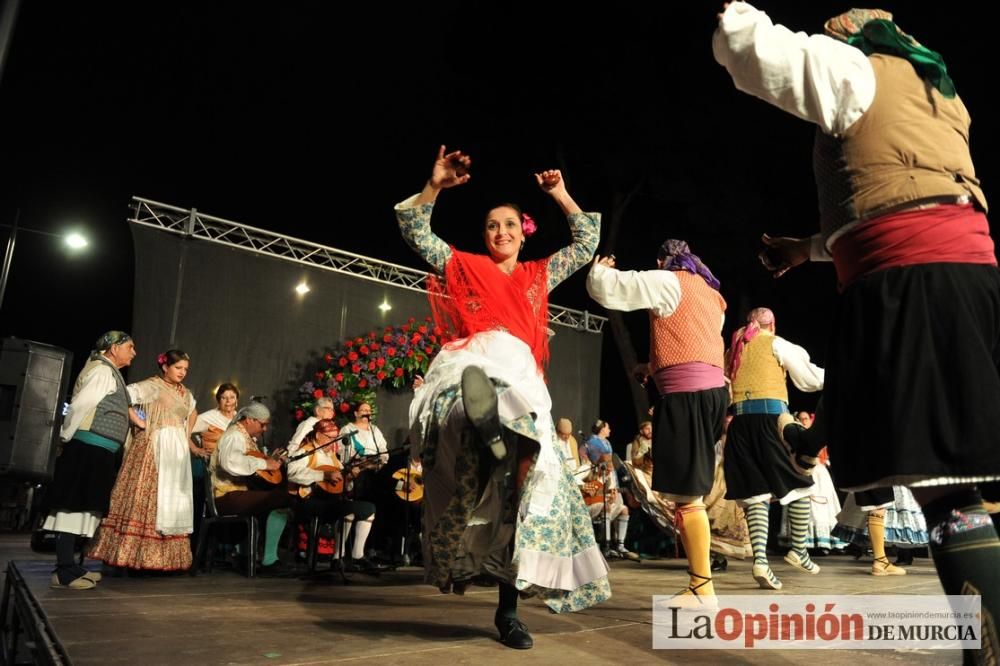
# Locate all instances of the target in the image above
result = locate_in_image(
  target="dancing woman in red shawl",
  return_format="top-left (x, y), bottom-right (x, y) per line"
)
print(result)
top-left (395, 146), bottom-right (608, 649)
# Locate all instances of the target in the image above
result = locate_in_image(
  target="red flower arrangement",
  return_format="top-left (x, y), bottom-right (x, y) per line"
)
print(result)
top-left (294, 317), bottom-right (442, 421)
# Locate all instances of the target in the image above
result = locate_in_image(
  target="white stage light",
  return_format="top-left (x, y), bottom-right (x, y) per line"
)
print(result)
top-left (64, 232), bottom-right (88, 249)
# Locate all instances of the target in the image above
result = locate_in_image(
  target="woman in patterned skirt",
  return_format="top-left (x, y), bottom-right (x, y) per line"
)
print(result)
top-left (396, 146), bottom-right (608, 649)
top-left (89, 349), bottom-right (205, 571)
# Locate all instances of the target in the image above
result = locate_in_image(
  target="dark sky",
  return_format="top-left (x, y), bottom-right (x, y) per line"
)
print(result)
top-left (1, 2), bottom-right (995, 442)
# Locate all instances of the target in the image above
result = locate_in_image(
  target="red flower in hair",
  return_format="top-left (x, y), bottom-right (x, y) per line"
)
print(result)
top-left (521, 213), bottom-right (537, 237)
top-left (157, 353), bottom-right (168, 366)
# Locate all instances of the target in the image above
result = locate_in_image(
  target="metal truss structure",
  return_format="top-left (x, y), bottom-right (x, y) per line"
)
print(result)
top-left (129, 197), bottom-right (607, 333)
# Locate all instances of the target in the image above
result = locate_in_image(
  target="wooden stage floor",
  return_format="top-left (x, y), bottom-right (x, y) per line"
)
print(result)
top-left (1, 535), bottom-right (962, 665)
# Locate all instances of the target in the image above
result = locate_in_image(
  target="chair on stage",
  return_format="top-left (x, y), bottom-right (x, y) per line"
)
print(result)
top-left (299, 516), bottom-right (349, 583)
top-left (192, 473), bottom-right (260, 577)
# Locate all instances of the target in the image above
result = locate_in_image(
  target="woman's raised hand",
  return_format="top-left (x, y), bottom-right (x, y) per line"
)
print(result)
top-left (429, 145), bottom-right (472, 190)
top-left (535, 169), bottom-right (566, 197)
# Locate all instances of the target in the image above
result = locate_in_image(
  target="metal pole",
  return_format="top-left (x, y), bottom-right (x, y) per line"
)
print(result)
top-left (167, 208), bottom-right (196, 346)
top-left (0, 209), bottom-right (20, 313)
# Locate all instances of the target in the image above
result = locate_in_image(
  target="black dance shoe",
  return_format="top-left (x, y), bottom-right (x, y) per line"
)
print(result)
top-left (777, 413), bottom-right (817, 476)
top-left (258, 560), bottom-right (296, 577)
top-left (346, 556), bottom-right (388, 573)
top-left (710, 555), bottom-right (728, 572)
top-left (461, 366), bottom-right (506, 462)
top-left (495, 614), bottom-right (534, 649)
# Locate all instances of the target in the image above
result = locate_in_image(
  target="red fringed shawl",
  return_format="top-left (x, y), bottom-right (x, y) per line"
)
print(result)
top-left (427, 248), bottom-right (550, 372)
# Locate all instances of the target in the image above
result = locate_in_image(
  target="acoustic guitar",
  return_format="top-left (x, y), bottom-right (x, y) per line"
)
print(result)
top-left (199, 426), bottom-right (225, 455)
top-left (580, 476), bottom-right (618, 506)
top-left (392, 468), bottom-right (423, 503)
top-left (310, 456), bottom-right (382, 496)
top-left (247, 449), bottom-right (287, 487)
top-left (314, 464), bottom-right (346, 495)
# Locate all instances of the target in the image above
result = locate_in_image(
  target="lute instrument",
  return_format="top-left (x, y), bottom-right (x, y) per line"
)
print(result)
top-left (392, 468), bottom-right (423, 503)
top-left (247, 448), bottom-right (288, 487)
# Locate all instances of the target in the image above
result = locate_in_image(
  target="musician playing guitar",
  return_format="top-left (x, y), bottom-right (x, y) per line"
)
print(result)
top-left (209, 402), bottom-right (296, 575)
top-left (286, 418), bottom-right (381, 572)
top-left (581, 420), bottom-right (639, 561)
top-left (337, 402), bottom-right (389, 502)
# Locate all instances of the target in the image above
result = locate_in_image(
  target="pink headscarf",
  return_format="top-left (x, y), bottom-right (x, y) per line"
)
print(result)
top-left (726, 307), bottom-right (775, 381)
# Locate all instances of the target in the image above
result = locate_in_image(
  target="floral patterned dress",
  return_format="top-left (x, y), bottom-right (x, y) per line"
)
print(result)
top-left (88, 376), bottom-right (196, 570)
top-left (396, 195), bottom-right (610, 613)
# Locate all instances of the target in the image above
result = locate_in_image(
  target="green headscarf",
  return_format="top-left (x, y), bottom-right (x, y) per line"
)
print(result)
top-left (94, 330), bottom-right (132, 352)
top-left (824, 9), bottom-right (956, 99)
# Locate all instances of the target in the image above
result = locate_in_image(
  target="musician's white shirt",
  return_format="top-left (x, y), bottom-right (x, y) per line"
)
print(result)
top-left (216, 424), bottom-right (267, 476)
top-left (286, 438), bottom-right (338, 487)
top-left (338, 422), bottom-right (389, 466)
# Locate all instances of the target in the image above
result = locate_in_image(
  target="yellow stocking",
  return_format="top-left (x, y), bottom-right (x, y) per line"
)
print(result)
top-left (868, 510), bottom-right (887, 561)
top-left (677, 502), bottom-right (713, 596)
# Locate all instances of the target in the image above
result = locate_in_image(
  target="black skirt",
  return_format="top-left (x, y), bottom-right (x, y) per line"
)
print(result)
top-left (650, 386), bottom-right (728, 498)
top-left (855, 487), bottom-right (894, 508)
top-left (41, 439), bottom-right (120, 514)
top-left (723, 414), bottom-right (814, 501)
top-left (826, 263), bottom-right (1000, 489)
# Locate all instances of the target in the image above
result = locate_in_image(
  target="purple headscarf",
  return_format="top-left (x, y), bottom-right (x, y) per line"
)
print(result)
top-left (657, 239), bottom-right (720, 291)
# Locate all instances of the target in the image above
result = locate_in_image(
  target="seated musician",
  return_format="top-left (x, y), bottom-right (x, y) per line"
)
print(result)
top-left (338, 402), bottom-right (389, 496)
top-left (626, 421), bottom-right (653, 472)
top-left (337, 402), bottom-right (390, 558)
top-left (581, 420), bottom-right (638, 561)
top-left (287, 418), bottom-right (381, 572)
top-left (210, 402), bottom-right (295, 575)
top-left (289, 397), bottom-right (335, 446)
top-left (555, 418), bottom-right (581, 468)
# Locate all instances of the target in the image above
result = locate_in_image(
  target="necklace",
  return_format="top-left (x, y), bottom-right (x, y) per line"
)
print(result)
top-left (161, 376), bottom-right (185, 395)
